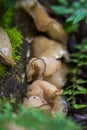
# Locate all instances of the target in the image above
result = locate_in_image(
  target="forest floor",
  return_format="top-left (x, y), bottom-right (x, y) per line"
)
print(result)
top-left (0, 0), bottom-right (87, 129)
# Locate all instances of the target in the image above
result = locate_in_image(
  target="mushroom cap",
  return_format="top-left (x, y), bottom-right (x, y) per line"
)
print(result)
top-left (0, 27), bottom-right (16, 65)
top-left (26, 85), bottom-right (44, 98)
top-left (26, 57), bottom-right (46, 82)
top-left (31, 36), bottom-right (69, 60)
top-left (23, 96), bottom-right (50, 109)
top-left (28, 80), bottom-right (63, 101)
top-left (26, 56), bottom-right (61, 82)
top-left (45, 64), bottom-right (68, 88)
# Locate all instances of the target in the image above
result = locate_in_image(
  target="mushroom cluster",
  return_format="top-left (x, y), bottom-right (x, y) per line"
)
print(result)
top-left (17, 0), bottom-right (69, 115)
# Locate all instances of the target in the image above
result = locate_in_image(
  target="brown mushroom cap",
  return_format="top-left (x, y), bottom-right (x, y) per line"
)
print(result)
top-left (26, 85), bottom-right (44, 98)
top-left (31, 36), bottom-right (69, 60)
top-left (26, 56), bottom-right (61, 82)
top-left (26, 57), bottom-right (46, 82)
top-left (23, 96), bottom-right (51, 113)
top-left (0, 27), bottom-right (16, 65)
top-left (27, 80), bottom-right (63, 101)
top-left (45, 64), bottom-right (68, 88)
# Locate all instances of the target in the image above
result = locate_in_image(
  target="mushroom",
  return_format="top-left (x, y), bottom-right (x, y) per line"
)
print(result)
top-left (26, 57), bottom-right (46, 82)
top-left (6, 123), bottom-right (26, 130)
top-left (17, 0), bottom-right (67, 44)
top-left (23, 96), bottom-right (51, 113)
top-left (0, 27), bottom-right (16, 65)
top-left (26, 56), bottom-right (61, 82)
top-left (26, 80), bottom-right (63, 101)
top-left (45, 64), bottom-right (68, 88)
top-left (26, 85), bottom-right (44, 98)
top-left (51, 96), bottom-right (68, 115)
top-left (31, 36), bottom-right (69, 60)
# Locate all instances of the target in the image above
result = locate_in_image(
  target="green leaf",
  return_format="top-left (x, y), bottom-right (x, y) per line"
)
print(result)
top-left (57, 0), bottom-right (68, 6)
top-left (86, 18), bottom-right (87, 23)
top-left (51, 6), bottom-right (74, 15)
top-left (67, 8), bottom-right (87, 24)
top-left (74, 91), bottom-right (87, 94)
top-left (64, 22), bottom-right (78, 33)
top-left (73, 103), bottom-right (87, 109)
top-left (71, 53), bottom-right (80, 58)
top-left (72, 2), bottom-right (81, 9)
top-left (63, 90), bottom-right (73, 95)
top-left (77, 85), bottom-right (87, 92)
top-left (78, 61), bottom-right (87, 66)
top-left (76, 79), bottom-right (87, 84)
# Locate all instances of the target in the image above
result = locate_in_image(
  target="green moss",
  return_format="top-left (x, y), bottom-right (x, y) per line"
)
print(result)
top-left (0, 9), bottom-right (14, 29)
top-left (6, 28), bottom-right (23, 61)
top-left (0, 7), bottom-right (23, 77)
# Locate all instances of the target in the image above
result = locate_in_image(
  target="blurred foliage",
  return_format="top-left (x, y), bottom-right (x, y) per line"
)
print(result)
top-left (0, 99), bottom-right (81, 130)
top-left (64, 40), bottom-right (87, 109)
top-left (6, 28), bottom-right (23, 61)
top-left (52, 0), bottom-right (87, 25)
top-left (52, 0), bottom-right (87, 109)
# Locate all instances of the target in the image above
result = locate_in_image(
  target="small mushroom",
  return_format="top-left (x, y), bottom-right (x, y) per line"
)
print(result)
top-left (31, 36), bottom-right (69, 60)
top-left (0, 27), bottom-right (16, 65)
top-left (51, 96), bottom-right (68, 115)
top-left (6, 123), bottom-right (26, 130)
top-left (17, 0), bottom-right (67, 44)
top-left (23, 96), bottom-right (51, 113)
top-left (26, 57), bottom-right (46, 82)
top-left (45, 64), bottom-right (68, 88)
top-left (26, 56), bottom-right (61, 82)
top-left (26, 80), bottom-right (63, 101)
